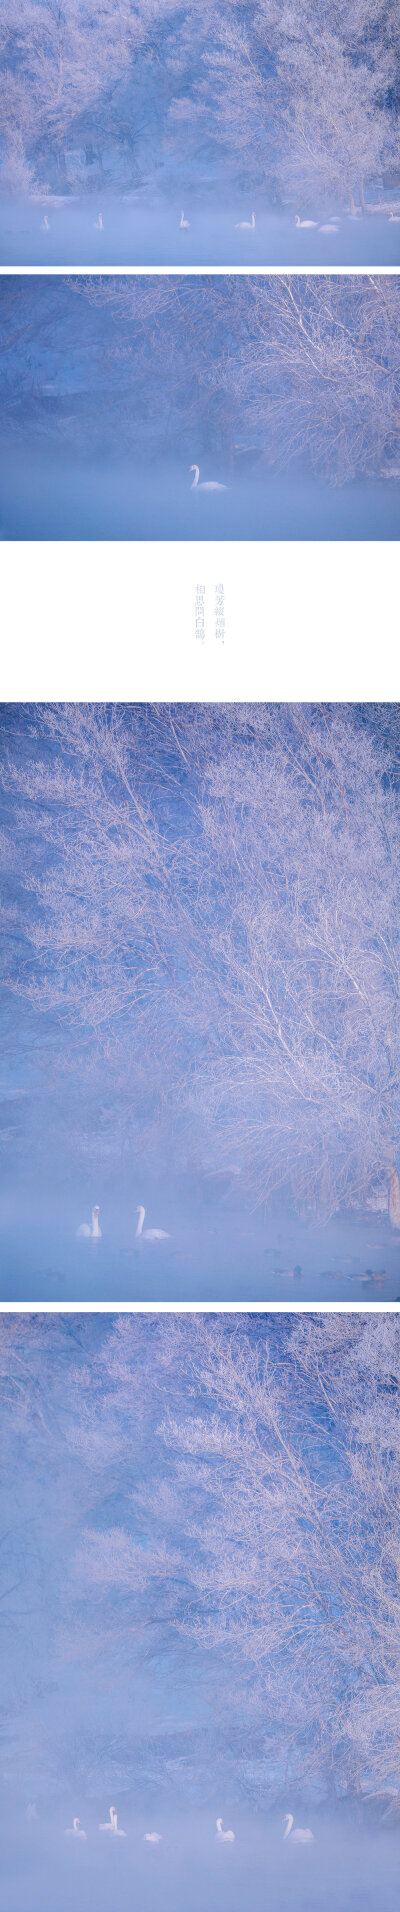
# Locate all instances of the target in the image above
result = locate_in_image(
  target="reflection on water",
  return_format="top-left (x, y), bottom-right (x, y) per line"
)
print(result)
top-left (1, 448), bottom-right (399, 539)
top-left (1, 194), bottom-right (400, 266)
top-left (1, 1189), bottom-right (399, 1299)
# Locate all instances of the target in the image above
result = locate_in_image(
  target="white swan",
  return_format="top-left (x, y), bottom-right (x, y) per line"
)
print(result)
top-left (99, 1806), bottom-right (126, 1836)
top-left (135, 1205), bottom-right (170, 1241)
top-left (144, 1831), bottom-right (162, 1842)
top-left (180, 210), bottom-right (190, 227)
top-left (77, 1205), bottom-right (101, 1239)
top-left (389, 210), bottom-right (400, 221)
top-left (319, 222), bottom-right (339, 232)
top-left (216, 1818), bottom-right (235, 1842)
top-left (42, 215), bottom-right (50, 230)
top-left (65, 1817), bottom-right (87, 1840)
top-left (235, 212), bottom-right (255, 229)
top-left (283, 1813), bottom-right (314, 1843)
top-left (295, 214), bottom-right (317, 228)
top-left (190, 465), bottom-right (227, 491)
top-left (94, 212), bottom-right (103, 230)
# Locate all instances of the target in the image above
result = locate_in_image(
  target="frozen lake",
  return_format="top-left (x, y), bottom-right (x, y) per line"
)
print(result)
top-left (1, 193), bottom-right (400, 265)
top-left (1, 448), bottom-right (399, 540)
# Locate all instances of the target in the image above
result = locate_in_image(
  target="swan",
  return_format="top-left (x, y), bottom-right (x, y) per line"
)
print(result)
top-left (295, 214), bottom-right (317, 228)
top-left (235, 212), bottom-right (255, 229)
top-left (94, 212), bottom-right (103, 230)
top-left (65, 1817), bottom-right (87, 1840)
top-left (180, 210), bottom-right (190, 227)
top-left (77, 1205), bottom-right (101, 1239)
top-left (190, 465), bottom-right (227, 491)
top-left (319, 222), bottom-right (339, 232)
top-left (42, 215), bottom-right (50, 230)
top-left (99, 1807), bottom-right (126, 1836)
top-left (216, 1818), bottom-right (235, 1842)
top-left (283, 1814), bottom-right (314, 1843)
top-left (144, 1831), bottom-right (162, 1842)
top-left (389, 210), bottom-right (400, 221)
top-left (135, 1205), bottom-right (170, 1241)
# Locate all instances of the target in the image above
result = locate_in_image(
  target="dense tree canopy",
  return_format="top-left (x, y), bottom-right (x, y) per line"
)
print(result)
top-left (1, 702), bottom-right (400, 1217)
top-left (0, 0), bottom-right (399, 211)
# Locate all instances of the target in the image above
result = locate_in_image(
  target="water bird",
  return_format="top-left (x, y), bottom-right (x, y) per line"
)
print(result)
top-left (42, 215), bottom-right (50, 230)
top-left (135, 1205), bottom-right (170, 1241)
top-left (283, 1813), bottom-right (314, 1843)
top-left (77, 1205), bottom-right (101, 1238)
top-left (319, 222), bottom-right (339, 232)
top-left (180, 210), bottom-right (190, 227)
top-left (190, 464), bottom-right (227, 491)
top-left (94, 212), bottom-right (103, 230)
top-left (99, 1807), bottom-right (126, 1836)
top-left (65, 1817), bottom-right (87, 1839)
top-left (216, 1818), bottom-right (235, 1841)
top-left (295, 214), bottom-right (317, 227)
top-left (389, 211), bottom-right (400, 221)
top-left (235, 212), bottom-right (255, 229)
top-left (144, 1831), bottom-right (162, 1842)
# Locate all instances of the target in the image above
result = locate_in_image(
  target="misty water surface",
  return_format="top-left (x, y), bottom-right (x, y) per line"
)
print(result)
top-left (2, 1811), bottom-right (400, 1912)
top-left (1, 1187), bottom-right (399, 1300)
top-left (1, 448), bottom-right (399, 540)
top-left (1, 194), bottom-right (400, 266)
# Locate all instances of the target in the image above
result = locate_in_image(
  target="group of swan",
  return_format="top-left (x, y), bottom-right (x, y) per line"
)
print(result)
top-left (65, 1807), bottom-right (162, 1841)
top-left (76, 1204), bottom-right (170, 1242)
top-left (60, 1806), bottom-right (316, 1847)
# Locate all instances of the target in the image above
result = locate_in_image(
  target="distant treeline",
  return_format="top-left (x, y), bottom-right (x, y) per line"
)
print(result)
top-left (0, 0), bottom-right (399, 211)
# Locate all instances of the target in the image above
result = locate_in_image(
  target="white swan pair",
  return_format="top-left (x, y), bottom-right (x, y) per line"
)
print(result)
top-left (100, 1806), bottom-right (126, 1836)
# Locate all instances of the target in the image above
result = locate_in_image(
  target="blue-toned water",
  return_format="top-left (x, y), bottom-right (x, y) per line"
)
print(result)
top-left (1, 193), bottom-right (400, 266)
top-left (1, 1184), bottom-right (399, 1300)
top-left (2, 1808), bottom-right (400, 1912)
top-left (1, 447), bottom-right (399, 539)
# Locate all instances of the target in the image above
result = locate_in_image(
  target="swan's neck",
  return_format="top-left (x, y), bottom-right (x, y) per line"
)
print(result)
top-left (191, 466), bottom-right (199, 487)
top-left (216, 1820), bottom-right (223, 1832)
top-left (136, 1206), bottom-right (145, 1237)
top-left (284, 1815), bottom-right (293, 1837)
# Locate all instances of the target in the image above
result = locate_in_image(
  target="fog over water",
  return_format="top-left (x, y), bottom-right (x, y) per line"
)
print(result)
top-left (1, 195), bottom-right (400, 266)
top-left (1, 449), bottom-right (399, 540)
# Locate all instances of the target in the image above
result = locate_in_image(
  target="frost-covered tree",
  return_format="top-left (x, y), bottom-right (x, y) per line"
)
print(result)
top-left (1, 702), bottom-right (400, 1217)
